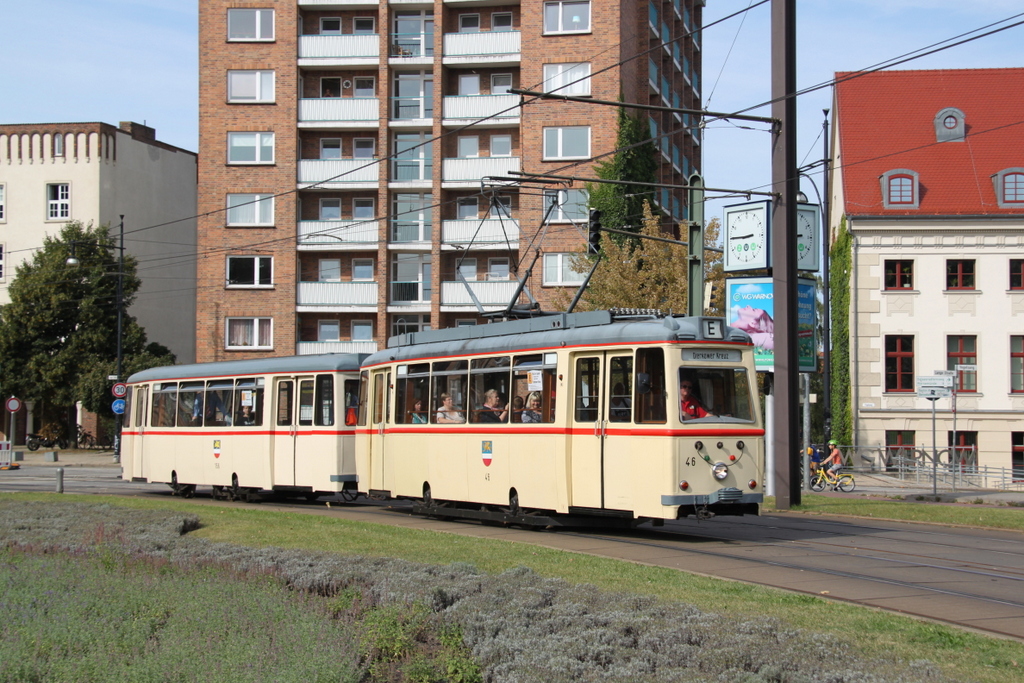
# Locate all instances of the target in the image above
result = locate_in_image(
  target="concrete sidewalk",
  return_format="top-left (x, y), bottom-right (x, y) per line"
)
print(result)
top-left (3, 447), bottom-right (121, 468)
top-left (816, 470), bottom-right (1024, 506)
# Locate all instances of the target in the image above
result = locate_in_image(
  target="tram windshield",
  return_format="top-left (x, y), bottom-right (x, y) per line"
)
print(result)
top-left (678, 367), bottom-right (754, 423)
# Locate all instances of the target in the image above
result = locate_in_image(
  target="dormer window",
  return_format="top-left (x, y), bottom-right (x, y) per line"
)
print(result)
top-left (880, 169), bottom-right (920, 209)
top-left (934, 107), bottom-right (965, 142)
top-left (993, 168), bottom-right (1024, 208)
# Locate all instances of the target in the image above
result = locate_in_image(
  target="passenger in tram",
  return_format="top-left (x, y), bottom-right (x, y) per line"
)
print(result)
top-left (238, 404), bottom-right (256, 426)
top-left (435, 393), bottom-right (465, 424)
top-left (679, 378), bottom-right (713, 420)
top-left (520, 392), bottom-right (543, 423)
top-left (476, 389), bottom-right (508, 423)
top-left (410, 399), bottom-right (428, 423)
top-left (609, 382), bottom-right (632, 422)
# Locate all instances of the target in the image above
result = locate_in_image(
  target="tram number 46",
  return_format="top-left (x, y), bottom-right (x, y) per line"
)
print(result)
top-left (483, 473), bottom-right (490, 481)
top-left (684, 457), bottom-right (698, 467)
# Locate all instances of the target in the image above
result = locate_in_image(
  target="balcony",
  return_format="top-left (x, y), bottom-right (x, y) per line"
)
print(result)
top-left (298, 0), bottom-right (377, 7)
top-left (442, 156), bottom-right (520, 188)
top-left (391, 97), bottom-right (433, 125)
top-left (443, 31), bottom-right (520, 66)
top-left (391, 158), bottom-right (432, 184)
top-left (390, 221), bottom-right (431, 246)
top-left (297, 281), bottom-right (378, 311)
top-left (389, 32), bottom-right (433, 64)
top-left (297, 220), bottom-right (380, 250)
top-left (297, 341), bottom-right (379, 355)
top-left (390, 281), bottom-right (431, 303)
top-left (441, 280), bottom-right (518, 308)
top-left (297, 35), bottom-right (379, 67)
top-left (442, 95), bottom-right (520, 127)
top-left (298, 98), bottom-right (379, 129)
top-left (297, 159), bottom-right (379, 189)
top-left (441, 218), bottom-right (520, 250)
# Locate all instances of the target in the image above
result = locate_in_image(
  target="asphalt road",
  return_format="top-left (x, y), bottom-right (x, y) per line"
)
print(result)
top-left (3, 464), bottom-right (1024, 641)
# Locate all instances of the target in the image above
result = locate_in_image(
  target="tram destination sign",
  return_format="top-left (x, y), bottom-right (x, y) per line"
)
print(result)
top-left (682, 349), bottom-right (741, 362)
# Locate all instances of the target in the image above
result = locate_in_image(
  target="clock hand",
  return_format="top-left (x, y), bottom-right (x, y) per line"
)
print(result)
top-left (730, 233), bottom-right (754, 240)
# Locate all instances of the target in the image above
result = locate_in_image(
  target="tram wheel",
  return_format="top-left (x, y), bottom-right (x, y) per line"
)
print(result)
top-left (181, 484), bottom-right (196, 499)
top-left (422, 483), bottom-right (433, 507)
top-left (210, 485), bottom-right (224, 500)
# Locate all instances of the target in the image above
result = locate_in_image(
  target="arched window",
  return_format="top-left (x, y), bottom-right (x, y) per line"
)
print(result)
top-left (880, 169), bottom-right (919, 209)
top-left (1003, 172), bottom-right (1024, 204)
top-left (888, 175), bottom-right (914, 204)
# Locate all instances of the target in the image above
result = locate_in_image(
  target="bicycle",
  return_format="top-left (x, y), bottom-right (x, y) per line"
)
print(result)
top-left (809, 467), bottom-right (856, 493)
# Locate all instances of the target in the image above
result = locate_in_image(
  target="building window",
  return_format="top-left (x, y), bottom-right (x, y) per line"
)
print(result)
top-left (227, 70), bottom-right (275, 103)
top-left (492, 12), bottom-right (513, 31)
top-left (353, 138), bottom-right (375, 158)
top-left (318, 320), bottom-right (341, 342)
top-left (0, 184), bottom-right (5, 221)
top-left (490, 195), bottom-right (512, 218)
top-left (543, 1), bottom-right (591, 34)
top-left (1011, 336), bottom-right (1024, 393)
top-left (946, 259), bottom-right (975, 290)
top-left (949, 431), bottom-right (977, 469)
top-left (456, 319), bottom-right (478, 327)
top-left (352, 320), bottom-right (374, 341)
top-left (353, 18), bottom-right (375, 34)
top-left (353, 198), bottom-right (375, 220)
top-left (320, 138), bottom-right (342, 159)
top-left (53, 134), bottom-right (64, 157)
top-left (227, 8), bottom-right (274, 41)
top-left (947, 335), bottom-right (977, 392)
top-left (488, 257), bottom-right (510, 280)
top-left (352, 259), bottom-right (374, 281)
top-left (543, 126), bottom-right (590, 160)
top-left (227, 132), bottom-right (274, 164)
top-left (458, 258), bottom-right (477, 281)
top-left (391, 254), bottom-right (432, 302)
top-left (1013, 433), bottom-right (1024, 482)
top-left (543, 253), bottom-right (585, 286)
top-left (0, 244), bottom-right (5, 280)
top-left (47, 183), bottom-right (70, 220)
top-left (459, 14), bottom-right (480, 32)
top-left (353, 77), bottom-right (375, 97)
top-left (320, 77), bottom-right (341, 98)
top-left (491, 74), bottom-right (512, 95)
top-left (1011, 260), bottom-right (1024, 290)
top-left (227, 256), bottom-right (272, 287)
top-left (457, 197), bottom-right (478, 219)
top-left (457, 136), bottom-right (479, 158)
top-left (320, 198), bottom-right (341, 220)
top-left (391, 314), bottom-right (429, 337)
top-left (880, 169), bottom-right (919, 209)
top-left (542, 63), bottom-right (591, 95)
top-left (226, 194), bottom-right (274, 226)
top-left (884, 260), bottom-right (913, 290)
top-left (1003, 173), bottom-right (1024, 203)
top-left (884, 335), bottom-right (914, 392)
top-left (320, 17), bottom-right (342, 35)
top-left (226, 318), bottom-right (272, 349)
top-left (543, 188), bottom-right (589, 222)
top-left (458, 74), bottom-right (480, 96)
top-left (885, 430), bottom-right (915, 465)
top-left (490, 134), bottom-right (512, 157)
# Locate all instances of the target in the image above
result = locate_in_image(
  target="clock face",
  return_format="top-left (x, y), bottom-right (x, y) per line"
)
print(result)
top-left (796, 206), bottom-right (819, 271)
top-left (725, 204), bottom-right (768, 271)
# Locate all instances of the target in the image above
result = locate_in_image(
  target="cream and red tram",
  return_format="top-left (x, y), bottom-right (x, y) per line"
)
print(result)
top-left (357, 310), bottom-right (763, 525)
top-left (121, 354), bottom-right (364, 500)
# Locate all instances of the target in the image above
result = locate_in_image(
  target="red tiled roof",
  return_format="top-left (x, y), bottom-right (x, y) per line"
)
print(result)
top-left (835, 68), bottom-right (1024, 216)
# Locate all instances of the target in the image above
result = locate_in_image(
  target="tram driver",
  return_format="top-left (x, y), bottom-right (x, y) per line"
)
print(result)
top-left (679, 376), bottom-right (714, 420)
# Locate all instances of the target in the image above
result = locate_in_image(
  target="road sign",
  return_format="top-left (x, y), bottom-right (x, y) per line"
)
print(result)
top-left (955, 364), bottom-right (977, 373)
top-left (918, 386), bottom-right (952, 399)
top-left (111, 399), bottom-right (126, 415)
top-left (917, 375), bottom-right (953, 389)
top-left (934, 370), bottom-right (956, 377)
top-left (5, 397), bottom-right (21, 413)
top-left (112, 383), bottom-right (128, 398)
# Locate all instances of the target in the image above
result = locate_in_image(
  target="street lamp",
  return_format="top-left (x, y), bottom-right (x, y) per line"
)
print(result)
top-left (66, 215), bottom-right (124, 464)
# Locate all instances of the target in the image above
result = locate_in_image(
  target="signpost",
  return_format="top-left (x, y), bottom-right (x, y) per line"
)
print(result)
top-left (5, 397), bottom-right (21, 457)
top-left (111, 383), bottom-right (128, 399)
top-left (916, 375), bottom-right (953, 495)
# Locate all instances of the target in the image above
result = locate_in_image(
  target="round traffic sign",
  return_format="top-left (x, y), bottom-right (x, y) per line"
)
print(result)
top-left (5, 397), bottom-right (22, 413)
top-left (112, 383), bottom-right (128, 398)
top-left (111, 399), bottom-right (126, 415)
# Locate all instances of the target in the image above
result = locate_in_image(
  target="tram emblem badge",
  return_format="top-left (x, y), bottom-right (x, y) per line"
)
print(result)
top-left (213, 440), bottom-right (221, 459)
top-left (481, 441), bottom-right (493, 467)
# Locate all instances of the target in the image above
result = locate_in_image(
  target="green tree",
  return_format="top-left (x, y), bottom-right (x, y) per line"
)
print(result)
top-left (0, 222), bottom-right (174, 425)
top-left (828, 217), bottom-right (853, 445)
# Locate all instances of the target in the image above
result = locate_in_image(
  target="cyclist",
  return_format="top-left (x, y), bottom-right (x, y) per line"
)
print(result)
top-left (824, 439), bottom-right (843, 488)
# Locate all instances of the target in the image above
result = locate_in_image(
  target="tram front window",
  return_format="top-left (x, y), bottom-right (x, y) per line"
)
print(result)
top-left (678, 368), bottom-right (753, 423)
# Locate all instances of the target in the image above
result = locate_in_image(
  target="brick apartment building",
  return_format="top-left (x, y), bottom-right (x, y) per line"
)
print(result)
top-left (197, 0), bottom-right (703, 361)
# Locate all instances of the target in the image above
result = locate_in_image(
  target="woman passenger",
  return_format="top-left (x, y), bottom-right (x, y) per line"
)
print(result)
top-left (435, 393), bottom-right (465, 424)
top-left (520, 392), bottom-right (542, 423)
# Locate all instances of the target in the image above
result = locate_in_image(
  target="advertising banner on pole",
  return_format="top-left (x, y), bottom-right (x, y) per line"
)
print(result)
top-left (725, 277), bottom-right (818, 373)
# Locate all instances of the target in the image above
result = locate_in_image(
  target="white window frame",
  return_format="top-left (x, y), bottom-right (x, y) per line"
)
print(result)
top-left (353, 138), bottom-right (375, 158)
top-left (456, 318), bottom-right (478, 327)
top-left (459, 14), bottom-right (480, 33)
top-left (321, 77), bottom-right (341, 98)
top-left (319, 198), bottom-right (342, 220)
top-left (320, 17), bottom-right (342, 35)
top-left (53, 134), bottom-right (64, 157)
top-left (492, 12), bottom-right (513, 32)
top-left (353, 197), bottom-right (375, 220)
top-left (353, 77), bottom-right (375, 97)
top-left (320, 138), bottom-right (342, 159)
top-left (353, 17), bottom-right (376, 34)
top-left (543, 188), bottom-right (589, 222)
top-left (352, 320), bottom-right (374, 341)
top-left (227, 8), bottom-right (274, 41)
top-left (226, 255), bottom-right (273, 288)
top-left (543, 126), bottom-right (590, 160)
top-left (225, 317), bottom-right (273, 350)
top-left (457, 197), bottom-right (479, 219)
top-left (226, 193), bottom-right (274, 227)
top-left (458, 257), bottom-right (478, 281)
top-left (542, 62), bottom-right (591, 95)
top-left (543, 1), bottom-right (591, 34)
top-left (47, 183), bottom-right (70, 220)
top-left (543, 252), bottom-right (585, 286)
top-left (319, 258), bottom-right (342, 282)
top-left (352, 258), bottom-right (374, 281)
top-left (0, 184), bottom-right (5, 221)
top-left (490, 134), bottom-right (512, 157)
top-left (227, 132), bottom-right (275, 164)
top-left (318, 320), bottom-right (341, 342)
top-left (227, 70), bottom-right (275, 103)
top-left (491, 73), bottom-right (513, 95)
top-left (390, 313), bottom-right (430, 337)
top-left (488, 257), bottom-right (510, 281)
top-left (490, 195), bottom-right (512, 218)
top-left (458, 74), bottom-right (480, 96)
top-left (457, 135), bottom-right (479, 158)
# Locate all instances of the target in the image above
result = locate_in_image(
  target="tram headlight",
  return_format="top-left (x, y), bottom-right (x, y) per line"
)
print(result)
top-left (712, 462), bottom-right (729, 481)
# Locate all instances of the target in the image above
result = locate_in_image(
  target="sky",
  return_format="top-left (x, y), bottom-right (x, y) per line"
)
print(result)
top-left (3, 1), bottom-right (1023, 226)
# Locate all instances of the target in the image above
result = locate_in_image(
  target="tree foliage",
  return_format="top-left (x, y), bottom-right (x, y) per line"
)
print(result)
top-left (587, 107), bottom-right (661, 237)
top-left (0, 222), bottom-right (175, 420)
top-left (828, 216), bottom-right (852, 445)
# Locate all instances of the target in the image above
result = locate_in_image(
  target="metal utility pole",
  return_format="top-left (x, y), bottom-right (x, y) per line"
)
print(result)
top-left (821, 110), bottom-right (833, 446)
top-left (771, 0), bottom-right (800, 508)
top-left (687, 174), bottom-right (705, 317)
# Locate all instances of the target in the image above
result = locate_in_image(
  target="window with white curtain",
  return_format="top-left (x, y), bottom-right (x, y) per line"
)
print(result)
top-left (228, 9), bottom-right (274, 41)
top-left (227, 70), bottom-right (275, 102)
top-left (543, 253), bottom-right (585, 285)
top-left (226, 194), bottom-right (274, 226)
top-left (227, 132), bottom-right (274, 164)
top-left (542, 63), bottom-right (591, 95)
top-left (226, 318), bottom-right (273, 349)
top-left (543, 126), bottom-right (589, 159)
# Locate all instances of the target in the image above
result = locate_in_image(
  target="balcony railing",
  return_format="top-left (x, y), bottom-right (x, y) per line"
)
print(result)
top-left (392, 96), bottom-right (433, 120)
top-left (297, 159), bottom-right (379, 186)
top-left (297, 341), bottom-right (379, 355)
top-left (392, 158), bottom-right (432, 182)
top-left (443, 31), bottom-right (520, 59)
top-left (441, 280), bottom-right (518, 306)
top-left (298, 0), bottom-right (378, 6)
top-left (298, 98), bottom-right (379, 124)
top-left (390, 221), bottom-right (430, 243)
top-left (297, 281), bottom-right (378, 307)
top-left (298, 220), bottom-right (379, 247)
top-left (298, 34), bottom-right (379, 60)
top-left (391, 281), bottom-right (431, 302)
top-left (442, 156), bottom-right (520, 183)
top-left (442, 218), bottom-right (520, 247)
top-left (442, 94), bottom-right (519, 122)
top-left (390, 32), bottom-right (433, 58)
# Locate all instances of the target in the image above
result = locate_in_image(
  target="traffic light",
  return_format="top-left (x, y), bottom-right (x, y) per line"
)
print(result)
top-left (587, 209), bottom-right (602, 254)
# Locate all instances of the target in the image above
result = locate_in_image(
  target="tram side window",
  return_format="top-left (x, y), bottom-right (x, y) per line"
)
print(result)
top-left (277, 381), bottom-right (294, 426)
top-left (235, 377), bottom-right (264, 426)
top-left (124, 387), bottom-right (133, 428)
top-left (470, 356), bottom-right (511, 423)
top-left (176, 382), bottom-right (205, 426)
top-left (396, 364), bottom-right (430, 424)
top-left (315, 374), bottom-right (334, 426)
top-left (345, 379), bottom-right (359, 426)
top-left (636, 348), bottom-right (666, 423)
top-left (151, 383), bottom-right (177, 428)
top-left (372, 373), bottom-right (385, 424)
top-left (512, 354), bottom-right (556, 423)
top-left (574, 357), bottom-right (600, 422)
top-left (134, 386), bottom-right (148, 428)
top-left (608, 355), bottom-right (633, 423)
top-left (298, 379), bottom-right (315, 426)
top-left (431, 360), bottom-right (468, 424)
top-left (357, 371), bottom-right (368, 426)
top-left (205, 380), bottom-right (235, 426)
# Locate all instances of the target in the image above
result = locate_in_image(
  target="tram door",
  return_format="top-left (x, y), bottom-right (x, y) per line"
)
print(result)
top-left (131, 385), bottom-right (148, 480)
top-left (272, 377), bottom-right (314, 486)
top-left (366, 369), bottom-right (390, 492)
top-left (569, 352), bottom-right (634, 510)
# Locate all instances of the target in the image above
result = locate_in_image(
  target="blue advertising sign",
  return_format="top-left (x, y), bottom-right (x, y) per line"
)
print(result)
top-left (111, 399), bottom-right (126, 415)
top-left (725, 277), bottom-right (818, 373)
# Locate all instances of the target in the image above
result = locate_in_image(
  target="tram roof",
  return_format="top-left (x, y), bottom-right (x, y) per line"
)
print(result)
top-left (366, 311), bottom-right (751, 365)
top-left (127, 353), bottom-right (367, 384)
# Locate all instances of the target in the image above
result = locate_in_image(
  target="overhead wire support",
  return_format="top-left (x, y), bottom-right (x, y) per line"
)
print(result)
top-left (506, 171), bottom-right (777, 199)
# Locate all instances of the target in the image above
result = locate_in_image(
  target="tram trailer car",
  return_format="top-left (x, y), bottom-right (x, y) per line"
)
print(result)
top-left (356, 310), bottom-right (764, 525)
top-left (121, 354), bottom-right (365, 500)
